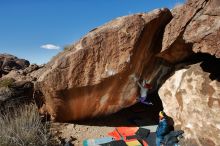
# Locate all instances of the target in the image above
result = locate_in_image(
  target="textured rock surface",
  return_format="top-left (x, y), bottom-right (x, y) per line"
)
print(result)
top-left (157, 1), bottom-right (220, 145)
top-left (22, 64), bottom-right (39, 75)
top-left (184, 0), bottom-right (220, 57)
top-left (3, 70), bottom-right (36, 82)
top-left (0, 54), bottom-right (30, 77)
top-left (159, 0), bottom-right (220, 63)
top-left (35, 9), bottom-right (172, 121)
top-left (159, 62), bottom-right (220, 146)
top-left (0, 78), bottom-right (34, 108)
top-left (0, 54), bottom-right (40, 109)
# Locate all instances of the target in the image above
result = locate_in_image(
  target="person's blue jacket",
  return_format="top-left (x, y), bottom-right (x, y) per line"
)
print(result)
top-left (156, 118), bottom-right (170, 138)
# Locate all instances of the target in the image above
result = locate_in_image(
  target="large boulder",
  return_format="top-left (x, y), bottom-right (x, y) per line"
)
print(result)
top-left (35, 8), bottom-right (172, 121)
top-left (159, 60), bottom-right (220, 145)
top-left (156, 1), bottom-right (220, 145)
top-left (158, 0), bottom-right (220, 63)
top-left (0, 54), bottom-right (30, 77)
top-left (184, 0), bottom-right (220, 57)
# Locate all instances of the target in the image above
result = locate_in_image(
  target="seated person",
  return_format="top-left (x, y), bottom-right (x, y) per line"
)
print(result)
top-left (156, 111), bottom-right (172, 146)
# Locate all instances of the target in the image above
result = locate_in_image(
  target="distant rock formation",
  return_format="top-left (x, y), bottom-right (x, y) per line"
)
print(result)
top-left (0, 54), bottom-right (30, 77)
top-left (0, 54), bottom-right (41, 109)
top-left (34, 8), bottom-right (172, 121)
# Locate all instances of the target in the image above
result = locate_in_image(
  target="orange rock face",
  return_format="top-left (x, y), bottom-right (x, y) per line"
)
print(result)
top-left (184, 0), bottom-right (220, 57)
top-left (35, 9), bottom-right (172, 122)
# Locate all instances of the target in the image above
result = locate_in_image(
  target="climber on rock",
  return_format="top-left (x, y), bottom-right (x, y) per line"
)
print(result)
top-left (132, 75), bottom-right (153, 105)
top-left (137, 79), bottom-right (153, 105)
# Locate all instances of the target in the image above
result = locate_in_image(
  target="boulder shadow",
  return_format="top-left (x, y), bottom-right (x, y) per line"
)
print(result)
top-left (73, 92), bottom-right (163, 127)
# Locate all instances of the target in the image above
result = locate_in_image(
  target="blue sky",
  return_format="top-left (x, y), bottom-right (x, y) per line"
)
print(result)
top-left (0, 0), bottom-right (185, 65)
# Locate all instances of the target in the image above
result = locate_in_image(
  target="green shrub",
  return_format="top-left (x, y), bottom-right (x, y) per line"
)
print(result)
top-left (0, 104), bottom-right (55, 146)
top-left (0, 78), bottom-right (15, 88)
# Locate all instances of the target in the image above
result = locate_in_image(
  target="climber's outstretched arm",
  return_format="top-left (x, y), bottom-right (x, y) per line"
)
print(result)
top-left (137, 81), bottom-right (143, 88)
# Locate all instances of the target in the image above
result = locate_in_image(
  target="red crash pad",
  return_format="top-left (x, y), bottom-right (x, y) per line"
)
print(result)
top-left (108, 127), bottom-right (149, 146)
top-left (108, 127), bottom-right (139, 141)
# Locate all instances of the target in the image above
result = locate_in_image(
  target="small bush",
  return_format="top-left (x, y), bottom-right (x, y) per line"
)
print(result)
top-left (0, 78), bottom-right (15, 88)
top-left (63, 45), bottom-right (71, 51)
top-left (0, 104), bottom-right (55, 146)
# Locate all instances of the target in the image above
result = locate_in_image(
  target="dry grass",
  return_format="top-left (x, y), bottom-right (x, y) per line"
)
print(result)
top-left (0, 104), bottom-right (55, 146)
top-left (0, 78), bottom-right (15, 88)
top-left (63, 45), bottom-right (72, 51)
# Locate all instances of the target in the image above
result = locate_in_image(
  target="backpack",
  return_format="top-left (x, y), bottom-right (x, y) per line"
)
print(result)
top-left (162, 130), bottom-right (184, 146)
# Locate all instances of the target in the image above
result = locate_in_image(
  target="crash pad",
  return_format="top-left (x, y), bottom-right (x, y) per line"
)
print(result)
top-left (100, 140), bottom-right (127, 146)
top-left (83, 137), bottom-right (114, 146)
top-left (108, 127), bottom-right (139, 141)
top-left (126, 140), bottom-right (143, 146)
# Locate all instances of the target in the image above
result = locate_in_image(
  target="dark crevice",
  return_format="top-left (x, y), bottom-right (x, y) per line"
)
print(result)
top-left (156, 52), bottom-right (220, 93)
top-left (180, 52), bottom-right (220, 81)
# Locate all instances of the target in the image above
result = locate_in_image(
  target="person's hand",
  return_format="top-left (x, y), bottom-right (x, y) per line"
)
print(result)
top-left (132, 75), bottom-right (138, 82)
top-left (130, 74), bottom-right (137, 81)
top-left (134, 76), bottom-right (138, 82)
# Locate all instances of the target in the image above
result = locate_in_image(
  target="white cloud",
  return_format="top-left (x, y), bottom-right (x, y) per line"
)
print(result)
top-left (41, 44), bottom-right (60, 50)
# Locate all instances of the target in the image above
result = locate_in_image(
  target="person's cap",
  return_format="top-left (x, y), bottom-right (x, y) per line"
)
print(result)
top-left (159, 111), bottom-right (166, 117)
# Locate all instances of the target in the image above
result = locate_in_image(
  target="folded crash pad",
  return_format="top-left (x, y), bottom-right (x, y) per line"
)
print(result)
top-left (135, 128), bottom-right (150, 138)
top-left (126, 140), bottom-right (143, 146)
